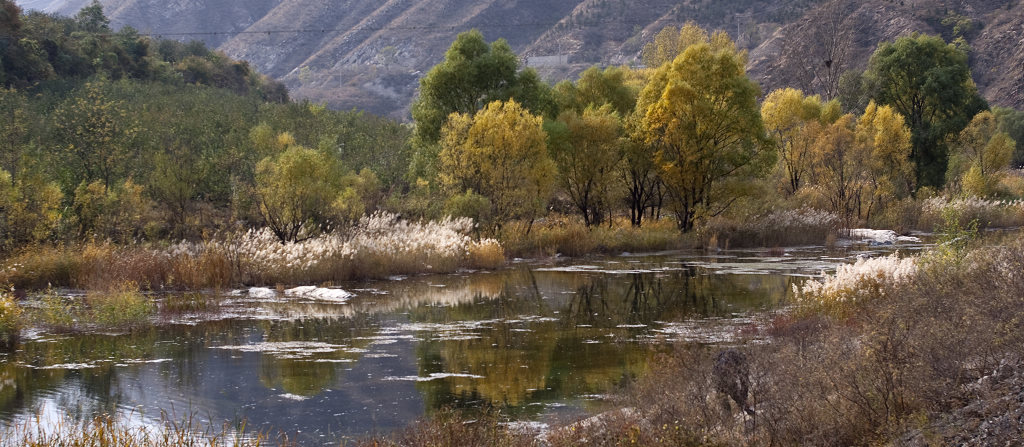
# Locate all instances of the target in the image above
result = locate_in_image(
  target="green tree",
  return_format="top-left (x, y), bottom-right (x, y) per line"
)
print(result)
top-left (637, 41), bottom-right (771, 231)
top-left (552, 65), bottom-right (637, 116)
top-left (992, 107), bottom-right (1024, 168)
top-left (438, 100), bottom-right (555, 228)
top-left (253, 141), bottom-right (363, 242)
top-left (548, 105), bottom-right (622, 226)
top-left (0, 169), bottom-right (62, 249)
top-left (409, 30), bottom-right (553, 180)
top-left (53, 81), bottom-right (139, 190)
top-left (863, 33), bottom-right (987, 189)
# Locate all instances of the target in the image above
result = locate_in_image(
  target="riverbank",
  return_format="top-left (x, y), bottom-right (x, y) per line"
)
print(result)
top-left (361, 230), bottom-right (1024, 446)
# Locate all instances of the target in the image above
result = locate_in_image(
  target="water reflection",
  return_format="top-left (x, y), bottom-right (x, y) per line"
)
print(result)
top-left (0, 248), bottom-right (870, 443)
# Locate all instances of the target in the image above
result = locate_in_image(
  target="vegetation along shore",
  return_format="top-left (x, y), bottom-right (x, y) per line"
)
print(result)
top-left (2, 0), bottom-right (1024, 444)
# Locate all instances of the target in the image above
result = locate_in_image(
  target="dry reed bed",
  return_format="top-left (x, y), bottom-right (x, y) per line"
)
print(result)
top-left (0, 213), bottom-right (504, 291)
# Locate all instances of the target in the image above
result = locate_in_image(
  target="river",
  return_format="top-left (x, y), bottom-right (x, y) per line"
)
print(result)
top-left (0, 243), bottom-right (922, 444)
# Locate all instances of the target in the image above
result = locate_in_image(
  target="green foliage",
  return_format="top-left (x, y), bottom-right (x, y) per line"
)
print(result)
top-left (548, 105), bottom-right (623, 226)
top-left (552, 65), bottom-right (637, 116)
top-left (409, 29), bottom-right (553, 180)
top-left (991, 106), bottom-right (1024, 168)
top-left (253, 140), bottom-right (366, 242)
top-left (85, 281), bottom-right (153, 328)
top-left (863, 33), bottom-right (987, 189)
top-left (0, 168), bottom-right (63, 250)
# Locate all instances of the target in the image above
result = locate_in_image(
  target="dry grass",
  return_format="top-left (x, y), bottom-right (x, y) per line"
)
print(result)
top-left (1, 412), bottom-right (291, 447)
top-left (500, 215), bottom-right (687, 258)
top-left (0, 213), bottom-right (507, 291)
top-left (701, 207), bottom-right (841, 249)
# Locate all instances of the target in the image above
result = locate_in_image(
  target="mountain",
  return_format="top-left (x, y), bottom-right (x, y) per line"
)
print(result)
top-left (14, 0), bottom-right (1024, 117)
top-left (747, 0), bottom-right (1024, 110)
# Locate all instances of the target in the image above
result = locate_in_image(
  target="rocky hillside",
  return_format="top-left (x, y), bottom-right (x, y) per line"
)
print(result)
top-left (748, 0), bottom-right (1024, 110)
top-left (14, 0), bottom-right (1024, 117)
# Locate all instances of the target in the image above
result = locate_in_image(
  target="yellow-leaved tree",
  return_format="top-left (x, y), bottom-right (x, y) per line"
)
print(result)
top-left (636, 39), bottom-right (772, 231)
top-left (855, 101), bottom-right (915, 221)
top-left (810, 114), bottom-right (863, 228)
top-left (947, 111), bottom-right (1015, 196)
top-left (439, 100), bottom-right (555, 230)
top-left (761, 88), bottom-right (841, 194)
top-left (640, 22), bottom-right (734, 69)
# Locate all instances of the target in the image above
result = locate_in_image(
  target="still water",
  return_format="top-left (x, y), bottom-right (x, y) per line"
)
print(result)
top-left (0, 246), bottom-right (917, 444)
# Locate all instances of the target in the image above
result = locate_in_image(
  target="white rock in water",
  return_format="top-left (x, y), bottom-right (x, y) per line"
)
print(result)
top-left (248, 287), bottom-right (277, 299)
top-left (284, 286), bottom-right (352, 302)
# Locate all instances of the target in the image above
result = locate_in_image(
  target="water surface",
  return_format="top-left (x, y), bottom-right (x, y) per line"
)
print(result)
top-left (0, 245), bottom-right (919, 444)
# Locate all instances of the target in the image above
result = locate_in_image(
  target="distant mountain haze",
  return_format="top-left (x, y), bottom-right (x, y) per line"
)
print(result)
top-left (15, 0), bottom-right (1024, 118)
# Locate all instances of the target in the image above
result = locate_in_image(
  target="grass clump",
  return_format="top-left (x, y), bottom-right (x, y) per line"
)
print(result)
top-left (500, 215), bottom-right (686, 258)
top-left (794, 253), bottom-right (917, 315)
top-left (85, 281), bottom-right (154, 328)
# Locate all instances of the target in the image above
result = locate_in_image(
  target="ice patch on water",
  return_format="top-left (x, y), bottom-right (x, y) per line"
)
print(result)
top-left (847, 228), bottom-right (921, 244)
top-left (278, 393), bottom-right (309, 401)
top-left (283, 286), bottom-right (352, 302)
top-left (33, 362), bottom-right (105, 369)
top-left (213, 341), bottom-right (346, 358)
top-left (247, 287), bottom-right (277, 299)
top-left (652, 317), bottom-right (760, 344)
top-left (616, 324), bottom-right (647, 328)
top-left (384, 372), bottom-right (484, 382)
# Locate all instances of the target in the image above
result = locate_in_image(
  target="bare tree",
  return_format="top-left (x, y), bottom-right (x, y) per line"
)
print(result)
top-left (780, 0), bottom-right (854, 100)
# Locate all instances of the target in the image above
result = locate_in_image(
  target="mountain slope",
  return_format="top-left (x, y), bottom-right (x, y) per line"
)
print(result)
top-left (14, 0), bottom-right (1024, 117)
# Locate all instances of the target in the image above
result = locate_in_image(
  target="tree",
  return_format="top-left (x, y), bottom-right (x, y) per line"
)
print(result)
top-left (0, 168), bottom-right (62, 249)
top-left (864, 33), bottom-right (987, 189)
top-left (992, 107), bottom-right (1024, 168)
top-left (253, 142), bottom-right (363, 242)
top-left (777, 0), bottom-right (853, 100)
top-left (552, 65), bottom-right (638, 116)
top-left (946, 111), bottom-right (1015, 196)
top-left (854, 102), bottom-right (914, 221)
top-left (761, 88), bottom-right (840, 194)
top-left (809, 114), bottom-right (862, 228)
top-left (409, 30), bottom-right (553, 180)
top-left (548, 105), bottom-right (622, 226)
top-left (636, 41), bottom-right (771, 231)
top-left (53, 81), bottom-right (138, 190)
top-left (438, 100), bottom-right (555, 228)
top-left (640, 22), bottom-right (731, 69)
